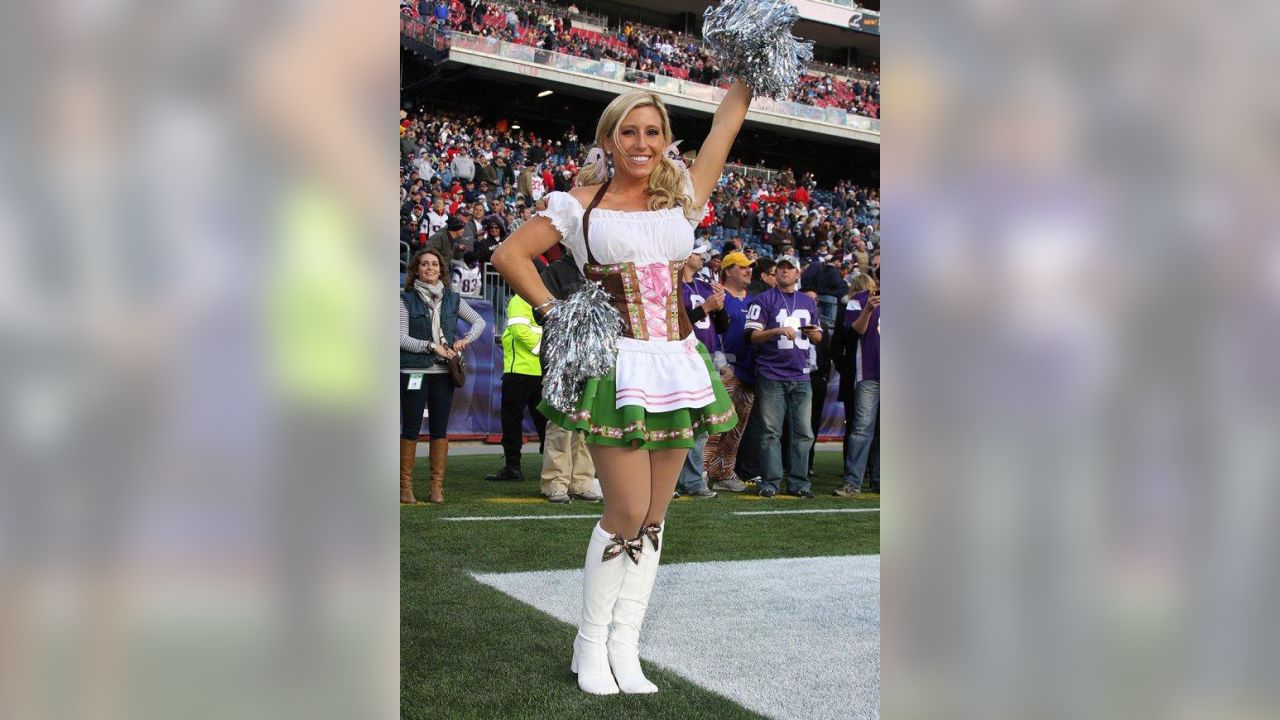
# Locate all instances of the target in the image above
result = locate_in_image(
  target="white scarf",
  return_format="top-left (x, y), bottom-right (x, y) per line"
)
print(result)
top-left (414, 280), bottom-right (447, 346)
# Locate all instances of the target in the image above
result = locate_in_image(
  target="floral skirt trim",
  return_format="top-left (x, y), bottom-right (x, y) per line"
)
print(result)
top-left (538, 343), bottom-right (737, 450)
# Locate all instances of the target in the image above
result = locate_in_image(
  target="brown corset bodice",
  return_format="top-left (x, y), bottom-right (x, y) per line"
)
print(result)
top-left (581, 180), bottom-right (693, 341)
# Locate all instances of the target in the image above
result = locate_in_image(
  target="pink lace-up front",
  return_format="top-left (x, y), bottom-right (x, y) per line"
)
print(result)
top-left (635, 261), bottom-right (673, 340)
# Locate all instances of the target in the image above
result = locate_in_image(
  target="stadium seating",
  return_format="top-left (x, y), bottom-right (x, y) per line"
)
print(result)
top-left (401, 0), bottom-right (879, 118)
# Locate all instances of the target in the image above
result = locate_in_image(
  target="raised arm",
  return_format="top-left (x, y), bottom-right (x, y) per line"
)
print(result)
top-left (852, 295), bottom-right (879, 335)
top-left (687, 80), bottom-right (753, 209)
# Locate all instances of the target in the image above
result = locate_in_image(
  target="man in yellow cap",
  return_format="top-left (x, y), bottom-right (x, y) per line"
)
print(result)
top-left (702, 250), bottom-right (758, 492)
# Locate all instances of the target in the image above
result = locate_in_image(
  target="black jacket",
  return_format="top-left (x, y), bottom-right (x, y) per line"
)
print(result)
top-left (830, 314), bottom-right (862, 404)
top-left (535, 256), bottom-right (586, 363)
top-left (811, 330), bottom-right (834, 389)
top-left (539, 255), bottom-right (585, 301)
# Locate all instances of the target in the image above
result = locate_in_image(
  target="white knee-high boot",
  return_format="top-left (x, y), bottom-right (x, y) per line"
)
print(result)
top-left (571, 522), bottom-right (641, 695)
top-left (608, 521), bottom-right (664, 694)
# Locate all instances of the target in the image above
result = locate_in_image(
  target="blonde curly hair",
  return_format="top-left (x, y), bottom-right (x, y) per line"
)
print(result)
top-left (846, 272), bottom-right (878, 301)
top-left (576, 90), bottom-right (699, 223)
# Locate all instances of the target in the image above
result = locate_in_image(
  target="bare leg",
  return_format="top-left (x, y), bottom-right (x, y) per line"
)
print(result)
top-left (588, 444), bottom-right (651, 539)
top-left (644, 448), bottom-right (687, 525)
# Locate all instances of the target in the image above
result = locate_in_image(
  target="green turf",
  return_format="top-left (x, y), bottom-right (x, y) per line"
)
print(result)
top-left (401, 451), bottom-right (879, 719)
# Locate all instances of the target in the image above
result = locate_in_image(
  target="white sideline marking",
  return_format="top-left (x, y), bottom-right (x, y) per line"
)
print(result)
top-left (473, 555), bottom-right (880, 720)
top-left (733, 508), bottom-right (881, 516)
top-left (441, 514), bottom-right (600, 522)
top-left (442, 509), bottom-right (879, 521)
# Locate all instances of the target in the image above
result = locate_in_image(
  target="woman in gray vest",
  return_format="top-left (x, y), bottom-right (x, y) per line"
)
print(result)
top-left (400, 248), bottom-right (486, 503)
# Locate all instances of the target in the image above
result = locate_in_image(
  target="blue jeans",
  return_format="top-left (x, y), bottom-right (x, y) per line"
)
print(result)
top-left (756, 379), bottom-right (814, 493)
top-left (676, 431), bottom-right (709, 493)
top-left (841, 379), bottom-right (881, 488)
top-left (868, 412), bottom-right (880, 489)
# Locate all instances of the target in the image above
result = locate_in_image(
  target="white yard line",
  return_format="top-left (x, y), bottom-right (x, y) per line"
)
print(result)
top-left (440, 514), bottom-right (601, 522)
top-left (441, 509), bottom-right (879, 521)
top-left (733, 508), bottom-right (881, 516)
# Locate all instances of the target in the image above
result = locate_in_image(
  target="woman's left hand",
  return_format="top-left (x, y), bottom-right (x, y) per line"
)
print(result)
top-left (452, 339), bottom-right (468, 352)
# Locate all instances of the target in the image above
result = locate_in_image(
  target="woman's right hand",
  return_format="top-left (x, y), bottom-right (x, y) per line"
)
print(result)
top-left (435, 344), bottom-right (457, 359)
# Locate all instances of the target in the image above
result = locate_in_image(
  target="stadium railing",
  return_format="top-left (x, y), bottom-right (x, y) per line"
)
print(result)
top-left (444, 30), bottom-right (880, 135)
top-left (808, 60), bottom-right (879, 83)
top-left (401, 18), bottom-right (452, 51)
top-left (806, 0), bottom-right (878, 12)
top-left (724, 163), bottom-right (781, 183)
top-left (501, 0), bottom-right (608, 30)
top-left (482, 263), bottom-right (514, 331)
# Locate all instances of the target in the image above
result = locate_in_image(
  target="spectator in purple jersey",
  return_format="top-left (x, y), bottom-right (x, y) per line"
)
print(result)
top-left (674, 247), bottom-right (728, 498)
top-left (831, 273), bottom-right (879, 491)
top-left (703, 251), bottom-right (755, 492)
top-left (832, 275), bottom-right (880, 496)
top-left (744, 257), bottom-right (823, 498)
top-left (679, 244), bottom-right (727, 360)
top-left (733, 256), bottom-right (777, 484)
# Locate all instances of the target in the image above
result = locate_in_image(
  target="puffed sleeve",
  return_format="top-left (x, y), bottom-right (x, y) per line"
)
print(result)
top-left (535, 191), bottom-right (586, 262)
top-left (682, 170), bottom-right (709, 228)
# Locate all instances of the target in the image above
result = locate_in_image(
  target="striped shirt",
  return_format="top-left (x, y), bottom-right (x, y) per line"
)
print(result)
top-left (400, 296), bottom-right (486, 374)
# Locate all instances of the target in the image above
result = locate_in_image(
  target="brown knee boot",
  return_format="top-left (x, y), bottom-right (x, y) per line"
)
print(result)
top-left (400, 438), bottom-right (419, 504)
top-left (428, 438), bottom-right (449, 504)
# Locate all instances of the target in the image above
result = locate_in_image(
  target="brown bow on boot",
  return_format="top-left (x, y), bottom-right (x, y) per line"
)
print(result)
top-left (400, 438), bottom-right (419, 504)
top-left (428, 437), bottom-right (448, 503)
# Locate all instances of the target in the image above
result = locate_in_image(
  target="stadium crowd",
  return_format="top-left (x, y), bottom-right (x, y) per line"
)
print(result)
top-left (401, 108), bottom-right (879, 267)
top-left (400, 106), bottom-right (881, 503)
top-left (400, 0), bottom-right (881, 119)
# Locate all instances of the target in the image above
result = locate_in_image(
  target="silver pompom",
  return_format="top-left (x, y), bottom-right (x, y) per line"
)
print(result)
top-left (702, 0), bottom-right (814, 101)
top-left (542, 280), bottom-right (624, 413)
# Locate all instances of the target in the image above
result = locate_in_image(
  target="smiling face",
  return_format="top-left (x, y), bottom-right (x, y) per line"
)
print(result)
top-left (723, 263), bottom-right (752, 289)
top-left (604, 104), bottom-right (668, 182)
top-left (416, 251), bottom-right (442, 284)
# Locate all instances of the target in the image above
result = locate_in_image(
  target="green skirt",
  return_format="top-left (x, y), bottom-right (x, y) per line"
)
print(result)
top-left (538, 343), bottom-right (738, 449)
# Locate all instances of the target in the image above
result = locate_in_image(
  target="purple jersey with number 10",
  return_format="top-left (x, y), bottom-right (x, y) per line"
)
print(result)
top-left (744, 287), bottom-right (819, 381)
top-left (680, 278), bottom-right (720, 354)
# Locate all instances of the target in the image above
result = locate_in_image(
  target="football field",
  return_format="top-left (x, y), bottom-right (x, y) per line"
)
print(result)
top-left (402, 450), bottom-right (880, 719)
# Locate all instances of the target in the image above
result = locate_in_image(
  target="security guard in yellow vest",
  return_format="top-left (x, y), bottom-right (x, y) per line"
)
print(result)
top-left (486, 294), bottom-right (547, 481)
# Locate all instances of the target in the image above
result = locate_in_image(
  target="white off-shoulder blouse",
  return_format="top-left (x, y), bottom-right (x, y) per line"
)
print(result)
top-left (536, 190), bottom-right (716, 414)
